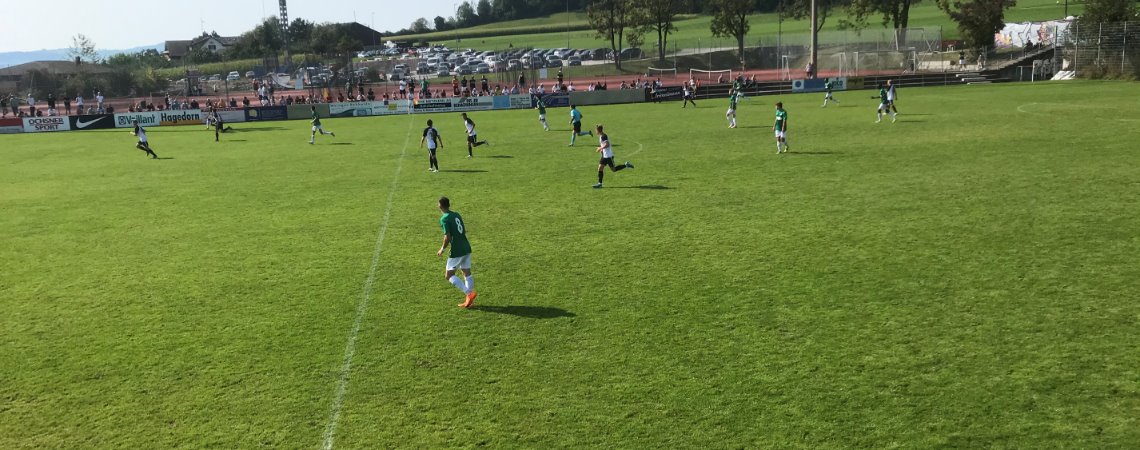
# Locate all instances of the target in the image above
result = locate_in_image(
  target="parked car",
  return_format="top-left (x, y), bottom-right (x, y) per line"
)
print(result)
top-left (566, 56), bottom-right (582, 66)
top-left (436, 68), bottom-right (451, 78)
top-left (545, 55), bottom-right (563, 67)
top-left (620, 47), bottom-right (644, 60)
top-left (208, 74), bottom-right (222, 81)
top-left (475, 63), bottom-right (491, 74)
top-left (390, 68), bottom-right (405, 80)
top-left (454, 64), bottom-right (474, 76)
top-left (416, 62), bottom-right (430, 74)
top-left (523, 56), bottom-right (544, 69)
top-left (507, 59), bottom-right (522, 71)
top-left (226, 71), bottom-right (240, 81)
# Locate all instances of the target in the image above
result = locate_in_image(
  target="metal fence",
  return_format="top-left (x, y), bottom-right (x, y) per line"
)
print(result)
top-left (1060, 21), bottom-right (1140, 77)
top-left (650, 27), bottom-right (943, 79)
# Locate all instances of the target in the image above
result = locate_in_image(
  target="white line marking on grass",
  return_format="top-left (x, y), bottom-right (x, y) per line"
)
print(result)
top-left (321, 115), bottom-right (415, 450)
top-left (1016, 103), bottom-right (1039, 113)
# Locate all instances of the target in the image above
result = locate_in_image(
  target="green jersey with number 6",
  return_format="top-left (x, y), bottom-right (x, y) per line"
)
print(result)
top-left (440, 211), bottom-right (471, 258)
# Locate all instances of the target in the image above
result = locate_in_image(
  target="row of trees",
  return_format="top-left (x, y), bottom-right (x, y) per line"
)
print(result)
top-left (587, 0), bottom-right (1137, 70)
top-left (195, 18), bottom-right (362, 64)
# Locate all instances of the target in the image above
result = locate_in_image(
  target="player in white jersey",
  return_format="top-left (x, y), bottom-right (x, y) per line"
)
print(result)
top-left (886, 79), bottom-right (899, 116)
top-left (682, 79), bottom-right (697, 108)
top-left (460, 113), bottom-right (488, 158)
top-left (419, 119), bottom-right (443, 172)
top-left (131, 120), bottom-right (159, 158)
top-left (592, 124), bottom-right (634, 188)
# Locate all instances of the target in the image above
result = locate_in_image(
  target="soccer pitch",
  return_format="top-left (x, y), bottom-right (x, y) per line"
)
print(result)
top-left (2, 81), bottom-right (1138, 449)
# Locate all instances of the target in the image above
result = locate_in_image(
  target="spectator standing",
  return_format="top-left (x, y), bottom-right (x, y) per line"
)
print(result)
top-left (95, 91), bottom-right (104, 112)
top-left (46, 93), bottom-right (57, 116)
top-left (63, 95), bottom-right (71, 115)
top-left (0, 95), bottom-right (7, 117)
top-left (26, 93), bottom-right (36, 116)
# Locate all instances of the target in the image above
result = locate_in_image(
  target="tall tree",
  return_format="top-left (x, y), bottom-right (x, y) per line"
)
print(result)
top-left (937, 0), bottom-right (1016, 50)
top-left (842, 0), bottom-right (922, 44)
top-left (456, 2), bottom-right (478, 27)
top-left (410, 18), bottom-right (432, 34)
top-left (289, 18), bottom-right (315, 53)
top-left (587, 0), bottom-right (646, 70)
top-left (710, 0), bottom-right (752, 58)
top-left (68, 34), bottom-right (101, 64)
top-left (434, 16), bottom-right (451, 31)
top-left (1081, 0), bottom-right (1139, 23)
top-left (476, 0), bottom-right (494, 23)
top-left (642, 0), bottom-right (681, 63)
top-left (785, 0), bottom-right (852, 33)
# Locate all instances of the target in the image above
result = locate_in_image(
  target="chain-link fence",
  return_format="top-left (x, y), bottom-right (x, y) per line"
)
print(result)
top-left (1059, 21), bottom-right (1140, 78)
top-left (636, 27), bottom-right (943, 80)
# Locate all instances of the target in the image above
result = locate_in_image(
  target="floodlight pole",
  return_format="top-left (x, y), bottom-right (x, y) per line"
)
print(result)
top-left (809, 0), bottom-right (818, 79)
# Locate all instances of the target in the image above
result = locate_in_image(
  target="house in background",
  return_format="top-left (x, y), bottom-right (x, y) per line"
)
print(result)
top-left (164, 32), bottom-right (240, 60)
top-left (0, 60), bottom-right (112, 94)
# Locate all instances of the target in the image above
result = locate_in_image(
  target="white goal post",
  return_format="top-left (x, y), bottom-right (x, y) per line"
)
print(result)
top-left (689, 69), bottom-right (733, 82)
top-left (647, 67), bottom-right (678, 77)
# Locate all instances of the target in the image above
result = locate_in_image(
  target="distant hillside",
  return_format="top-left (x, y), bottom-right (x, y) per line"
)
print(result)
top-left (0, 44), bottom-right (162, 68)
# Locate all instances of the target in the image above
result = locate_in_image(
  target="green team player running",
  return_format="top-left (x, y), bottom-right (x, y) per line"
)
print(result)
top-left (436, 196), bottom-right (477, 308)
top-left (726, 90), bottom-right (739, 128)
top-left (773, 102), bottom-right (789, 154)
top-left (309, 106), bottom-right (335, 144)
top-left (535, 97), bottom-right (549, 131)
top-left (874, 83), bottom-right (896, 123)
top-left (568, 104), bottom-right (593, 146)
top-left (822, 79), bottom-right (839, 107)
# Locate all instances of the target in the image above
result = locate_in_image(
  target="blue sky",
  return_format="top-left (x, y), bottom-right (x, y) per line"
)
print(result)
top-left (0, 0), bottom-right (462, 52)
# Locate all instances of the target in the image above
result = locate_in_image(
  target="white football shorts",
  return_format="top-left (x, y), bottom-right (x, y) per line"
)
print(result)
top-left (446, 254), bottom-right (472, 271)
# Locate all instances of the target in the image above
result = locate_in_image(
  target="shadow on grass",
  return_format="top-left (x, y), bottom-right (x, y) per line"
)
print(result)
top-left (611, 184), bottom-right (673, 190)
top-left (234, 126), bottom-right (288, 132)
top-left (154, 157), bottom-right (176, 160)
top-left (439, 169), bottom-right (488, 173)
top-left (328, 142), bottom-right (354, 146)
top-left (472, 305), bottom-right (575, 319)
top-left (485, 155), bottom-right (513, 158)
top-left (223, 139), bottom-right (248, 142)
top-left (784, 151), bottom-right (838, 155)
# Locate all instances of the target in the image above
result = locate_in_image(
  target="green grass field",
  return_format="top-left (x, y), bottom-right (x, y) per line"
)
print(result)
top-left (2, 81), bottom-right (1139, 449)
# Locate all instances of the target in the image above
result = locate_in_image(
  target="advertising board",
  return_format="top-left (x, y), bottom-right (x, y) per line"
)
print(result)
top-left (23, 116), bottom-right (70, 132)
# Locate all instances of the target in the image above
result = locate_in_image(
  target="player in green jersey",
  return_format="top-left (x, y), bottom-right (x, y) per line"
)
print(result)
top-left (535, 98), bottom-right (549, 131)
top-left (822, 79), bottom-right (839, 107)
top-left (308, 106), bottom-right (335, 144)
top-left (436, 196), bottom-right (477, 308)
top-left (773, 102), bottom-right (789, 154)
top-left (874, 84), bottom-right (896, 123)
top-left (726, 91), bottom-right (739, 128)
